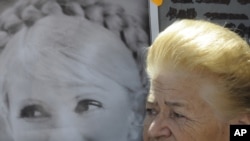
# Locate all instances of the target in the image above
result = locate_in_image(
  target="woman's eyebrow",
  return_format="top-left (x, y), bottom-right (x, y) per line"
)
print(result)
top-left (164, 101), bottom-right (186, 108)
top-left (146, 101), bottom-right (158, 106)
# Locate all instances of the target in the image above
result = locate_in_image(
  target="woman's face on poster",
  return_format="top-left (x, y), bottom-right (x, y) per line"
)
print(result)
top-left (3, 16), bottom-right (137, 141)
top-left (7, 69), bottom-right (131, 141)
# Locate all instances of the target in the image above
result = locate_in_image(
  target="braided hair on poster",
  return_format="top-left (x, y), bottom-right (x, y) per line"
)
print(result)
top-left (0, 0), bottom-right (149, 82)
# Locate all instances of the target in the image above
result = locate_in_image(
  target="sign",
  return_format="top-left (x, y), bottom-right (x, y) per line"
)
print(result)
top-left (149, 0), bottom-right (250, 44)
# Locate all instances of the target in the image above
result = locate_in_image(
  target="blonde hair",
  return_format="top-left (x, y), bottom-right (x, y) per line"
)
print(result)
top-left (147, 19), bottom-right (250, 119)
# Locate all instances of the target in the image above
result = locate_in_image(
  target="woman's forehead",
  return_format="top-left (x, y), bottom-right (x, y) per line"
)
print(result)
top-left (7, 68), bottom-right (130, 110)
top-left (25, 15), bottom-right (134, 63)
top-left (150, 68), bottom-right (219, 98)
top-left (28, 15), bottom-right (119, 47)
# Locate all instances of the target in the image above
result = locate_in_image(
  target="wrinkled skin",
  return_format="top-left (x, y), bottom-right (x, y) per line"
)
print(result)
top-left (143, 68), bottom-right (233, 141)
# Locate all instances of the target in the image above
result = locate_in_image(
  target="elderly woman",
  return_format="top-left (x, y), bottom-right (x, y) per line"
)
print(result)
top-left (0, 0), bottom-right (148, 141)
top-left (143, 19), bottom-right (250, 141)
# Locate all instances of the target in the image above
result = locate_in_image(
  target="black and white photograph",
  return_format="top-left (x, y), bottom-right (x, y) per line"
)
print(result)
top-left (0, 0), bottom-right (150, 141)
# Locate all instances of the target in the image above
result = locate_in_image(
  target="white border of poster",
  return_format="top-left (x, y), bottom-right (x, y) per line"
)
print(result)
top-left (149, 1), bottom-right (159, 43)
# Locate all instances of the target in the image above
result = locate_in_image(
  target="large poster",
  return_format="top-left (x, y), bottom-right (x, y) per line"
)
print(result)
top-left (0, 0), bottom-right (150, 141)
top-left (150, 0), bottom-right (250, 44)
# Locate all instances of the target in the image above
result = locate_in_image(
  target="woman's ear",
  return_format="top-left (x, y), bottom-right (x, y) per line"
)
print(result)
top-left (230, 114), bottom-right (250, 125)
top-left (238, 114), bottom-right (250, 125)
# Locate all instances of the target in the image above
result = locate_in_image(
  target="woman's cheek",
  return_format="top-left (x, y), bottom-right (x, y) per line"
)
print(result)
top-left (13, 130), bottom-right (49, 141)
